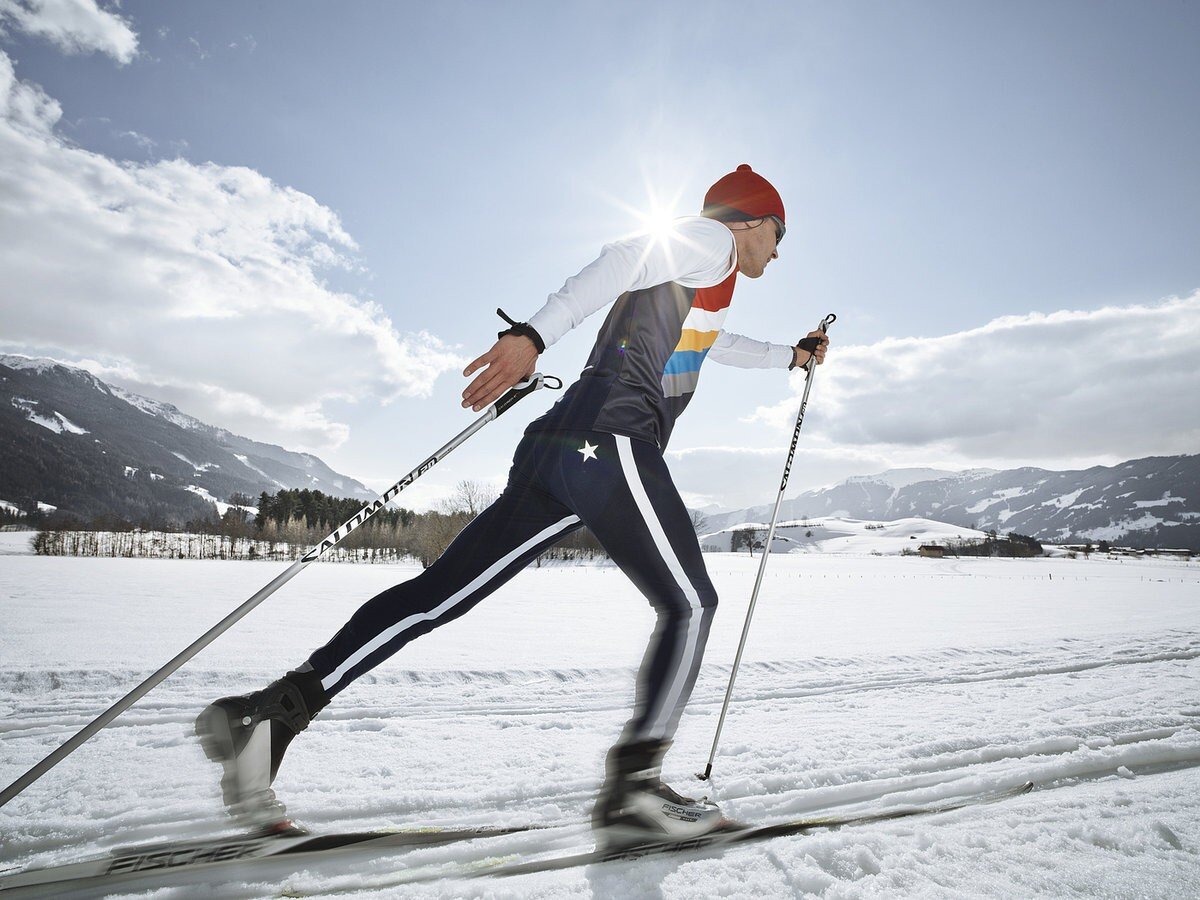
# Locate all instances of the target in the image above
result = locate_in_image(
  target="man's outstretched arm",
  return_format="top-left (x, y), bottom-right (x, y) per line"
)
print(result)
top-left (461, 217), bottom-right (735, 411)
top-left (707, 329), bottom-right (829, 370)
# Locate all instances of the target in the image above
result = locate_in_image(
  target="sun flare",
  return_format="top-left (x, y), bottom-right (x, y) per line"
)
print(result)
top-left (636, 204), bottom-right (682, 243)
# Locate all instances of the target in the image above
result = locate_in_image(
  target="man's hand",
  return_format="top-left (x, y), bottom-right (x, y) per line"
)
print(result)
top-left (462, 334), bottom-right (540, 411)
top-left (792, 330), bottom-right (830, 369)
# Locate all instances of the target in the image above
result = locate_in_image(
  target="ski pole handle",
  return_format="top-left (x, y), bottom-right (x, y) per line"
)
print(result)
top-left (494, 373), bottom-right (562, 418)
top-left (799, 313), bottom-right (837, 373)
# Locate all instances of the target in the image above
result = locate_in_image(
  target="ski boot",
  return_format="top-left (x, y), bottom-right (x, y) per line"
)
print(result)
top-left (592, 739), bottom-right (731, 849)
top-left (195, 667), bottom-right (327, 834)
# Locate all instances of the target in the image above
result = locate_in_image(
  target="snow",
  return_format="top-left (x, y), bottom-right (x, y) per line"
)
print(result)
top-left (0, 500), bottom-right (25, 517)
top-left (186, 484), bottom-right (232, 514)
top-left (1135, 493), bottom-right (1187, 509)
top-left (233, 453), bottom-right (286, 488)
top-left (843, 468), bottom-right (957, 489)
top-left (59, 414), bottom-right (87, 434)
top-left (185, 486), bottom-right (258, 517)
top-left (23, 407), bottom-right (68, 433)
top-left (0, 532), bottom-right (34, 553)
top-left (960, 489), bottom-right (1027, 511)
top-left (1080, 514), bottom-right (1171, 542)
top-left (110, 385), bottom-right (204, 430)
top-left (964, 496), bottom-right (999, 514)
top-left (9, 398), bottom-right (88, 435)
top-left (172, 451), bottom-right (218, 472)
top-left (0, 552), bottom-right (1197, 897)
top-left (994, 486), bottom-right (1029, 500)
top-left (0, 355), bottom-right (109, 393)
top-left (53, 413), bottom-right (88, 434)
top-left (1042, 488), bottom-right (1086, 509)
top-left (701, 516), bottom-right (990, 554)
top-left (0, 354), bottom-right (67, 375)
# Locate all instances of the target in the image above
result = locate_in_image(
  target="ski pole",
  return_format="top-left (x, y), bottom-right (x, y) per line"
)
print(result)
top-left (0, 373), bottom-right (562, 811)
top-left (698, 314), bottom-right (836, 782)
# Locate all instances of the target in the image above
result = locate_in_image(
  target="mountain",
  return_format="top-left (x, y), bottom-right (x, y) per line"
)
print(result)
top-left (700, 456), bottom-right (1200, 550)
top-left (0, 355), bottom-right (374, 524)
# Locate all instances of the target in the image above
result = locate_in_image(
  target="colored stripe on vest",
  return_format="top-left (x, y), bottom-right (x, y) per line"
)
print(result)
top-left (674, 329), bottom-right (720, 353)
top-left (692, 271), bottom-right (737, 312)
top-left (663, 349), bottom-right (709, 377)
top-left (681, 307), bottom-right (729, 332)
top-left (662, 370), bottom-right (701, 398)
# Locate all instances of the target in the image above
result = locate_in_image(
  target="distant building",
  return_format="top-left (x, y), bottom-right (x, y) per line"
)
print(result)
top-left (918, 544), bottom-right (945, 558)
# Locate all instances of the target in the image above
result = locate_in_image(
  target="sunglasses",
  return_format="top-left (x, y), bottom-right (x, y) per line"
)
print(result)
top-left (767, 215), bottom-right (785, 245)
top-left (742, 215), bottom-right (785, 245)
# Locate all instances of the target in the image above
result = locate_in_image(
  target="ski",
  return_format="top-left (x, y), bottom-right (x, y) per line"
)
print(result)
top-left (480, 781), bottom-right (1037, 880)
top-left (280, 780), bottom-right (1037, 895)
top-left (0, 822), bottom-right (553, 896)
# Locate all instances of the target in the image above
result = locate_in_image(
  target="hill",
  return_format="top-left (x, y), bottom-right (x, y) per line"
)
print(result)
top-left (701, 456), bottom-right (1200, 550)
top-left (1, 355), bottom-right (373, 524)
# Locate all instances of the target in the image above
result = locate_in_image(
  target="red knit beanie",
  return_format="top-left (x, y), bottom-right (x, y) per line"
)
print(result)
top-left (702, 164), bottom-right (785, 225)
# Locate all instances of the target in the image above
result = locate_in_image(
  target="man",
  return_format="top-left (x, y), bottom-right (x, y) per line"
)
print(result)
top-left (196, 164), bottom-right (829, 847)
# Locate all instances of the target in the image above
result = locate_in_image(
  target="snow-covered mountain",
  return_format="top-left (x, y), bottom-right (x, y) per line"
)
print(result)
top-left (699, 516), bottom-right (994, 555)
top-left (1, 355), bottom-right (374, 523)
top-left (700, 457), bottom-right (1200, 549)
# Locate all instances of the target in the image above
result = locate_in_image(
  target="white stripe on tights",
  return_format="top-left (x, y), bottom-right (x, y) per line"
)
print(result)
top-left (321, 515), bottom-right (581, 690)
top-left (614, 435), bottom-right (702, 740)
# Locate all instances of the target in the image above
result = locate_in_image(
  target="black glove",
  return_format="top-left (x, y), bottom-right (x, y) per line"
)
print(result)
top-left (788, 336), bottom-right (823, 370)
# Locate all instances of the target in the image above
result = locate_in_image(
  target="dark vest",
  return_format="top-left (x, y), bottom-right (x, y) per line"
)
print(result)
top-left (527, 270), bottom-right (737, 449)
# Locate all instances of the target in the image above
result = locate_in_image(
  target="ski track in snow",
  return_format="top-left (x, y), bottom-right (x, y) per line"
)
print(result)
top-left (0, 551), bottom-right (1197, 898)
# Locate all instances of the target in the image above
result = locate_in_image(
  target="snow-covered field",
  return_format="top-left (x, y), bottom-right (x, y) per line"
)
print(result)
top-left (1, 536), bottom-right (1198, 897)
top-left (700, 516), bottom-right (994, 554)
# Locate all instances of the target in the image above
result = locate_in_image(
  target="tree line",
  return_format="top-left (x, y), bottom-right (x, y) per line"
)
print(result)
top-left (909, 531), bottom-right (1044, 558)
top-left (34, 482), bottom-right (610, 566)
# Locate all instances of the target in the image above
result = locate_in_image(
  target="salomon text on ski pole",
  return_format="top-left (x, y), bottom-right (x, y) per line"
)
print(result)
top-left (698, 314), bottom-right (836, 782)
top-left (0, 373), bottom-right (562, 811)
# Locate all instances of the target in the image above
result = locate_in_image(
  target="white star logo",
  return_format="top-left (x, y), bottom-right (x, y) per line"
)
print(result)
top-left (578, 440), bottom-right (599, 462)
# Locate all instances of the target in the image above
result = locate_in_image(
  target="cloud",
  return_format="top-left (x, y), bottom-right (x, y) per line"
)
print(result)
top-left (749, 294), bottom-right (1200, 463)
top-left (116, 128), bottom-right (155, 152)
top-left (0, 49), bottom-right (464, 451)
top-left (0, 0), bottom-right (137, 63)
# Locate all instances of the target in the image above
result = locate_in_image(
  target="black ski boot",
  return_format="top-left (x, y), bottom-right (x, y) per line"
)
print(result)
top-left (195, 667), bottom-right (327, 834)
top-left (592, 739), bottom-right (729, 849)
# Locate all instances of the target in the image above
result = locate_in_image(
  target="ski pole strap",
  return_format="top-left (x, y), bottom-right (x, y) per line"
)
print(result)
top-left (788, 312), bottom-right (837, 370)
top-left (496, 307), bottom-right (546, 353)
top-left (493, 372), bottom-right (562, 418)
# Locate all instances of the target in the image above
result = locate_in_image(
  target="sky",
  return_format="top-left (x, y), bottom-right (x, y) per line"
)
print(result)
top-left (1, 0), bottom-right (1197, 512)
